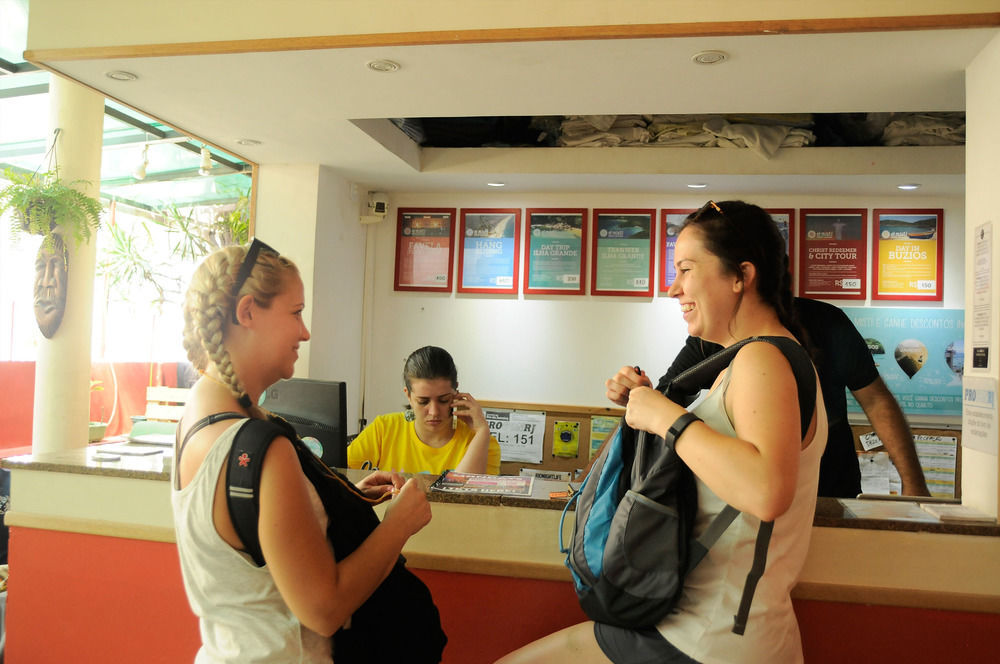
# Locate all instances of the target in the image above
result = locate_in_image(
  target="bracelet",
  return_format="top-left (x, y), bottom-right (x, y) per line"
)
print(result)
top-left (665, 411), bottom-right (702, 448)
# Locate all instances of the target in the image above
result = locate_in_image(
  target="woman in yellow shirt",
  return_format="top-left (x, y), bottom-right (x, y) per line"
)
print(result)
top-left (348, 346), bottom-right (501, 474)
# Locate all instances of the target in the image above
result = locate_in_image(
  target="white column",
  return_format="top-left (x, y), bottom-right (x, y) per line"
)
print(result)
top-left (255, 163), bottom-right (320, 377)
top-left (31, 77), bottom-right (104, 454)
top-left (254, 164), bottom-right (367, 434)
top-left (963, 32), bottom-right (1000, 516)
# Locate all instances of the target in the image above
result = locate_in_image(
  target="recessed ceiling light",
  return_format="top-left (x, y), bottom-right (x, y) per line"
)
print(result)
top-left (367, 59), bottom-right (400, 73)
top-left (691, 50), bottom-right (729, 65)
top-left (105, 70), bottom-right (138, 81)
top-left (486, 182), bottom-right (506, 187)
top-left (687, 183), bottom-right (708, 189)
top-left (897, 183), bottom-right (922, 190)
top-left (236, 138), bottom-right (261, 146)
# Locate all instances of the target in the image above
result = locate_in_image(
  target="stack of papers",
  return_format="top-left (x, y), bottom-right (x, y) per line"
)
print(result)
top-left (920, 503), bottom-right (996, 524)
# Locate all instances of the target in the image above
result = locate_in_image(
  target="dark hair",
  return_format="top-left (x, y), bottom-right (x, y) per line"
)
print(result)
top-left (682, 200), bottom-right (806, 347)
top-left (403, 345), bottom-right (458, 390)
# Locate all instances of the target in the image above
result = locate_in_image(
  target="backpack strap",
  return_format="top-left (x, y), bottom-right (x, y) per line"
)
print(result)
top-left (225, 417), bottom-right (297, 567)
top-left (733, 520), bottom-right (773, 635)
top-left (665, 335), bottom-right (815, 438)
top-left (174, 411), bottom-right (245, 490)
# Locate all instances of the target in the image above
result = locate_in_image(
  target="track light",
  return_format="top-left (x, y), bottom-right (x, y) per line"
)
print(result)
top-left (133, 144), bottom-right (149, 180)
top-left (198, 147), bottom-right (213, 176)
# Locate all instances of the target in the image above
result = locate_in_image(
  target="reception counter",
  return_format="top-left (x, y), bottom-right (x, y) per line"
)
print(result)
top-left (3, 444), bottom-right (999, 663)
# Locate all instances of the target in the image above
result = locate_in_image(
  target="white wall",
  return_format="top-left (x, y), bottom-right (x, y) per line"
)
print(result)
top-left (962, 32), bottom-right (1000, 516)
top-left (256, 164), bottom-right (369, 432)
top-left (354, 191), bottom-right (965, 421)
top-left (309, 169), bottom-right (368, 432)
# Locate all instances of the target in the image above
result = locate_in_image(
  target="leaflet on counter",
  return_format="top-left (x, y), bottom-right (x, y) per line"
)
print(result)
top-left (429, 470), bottom-right (534, 496)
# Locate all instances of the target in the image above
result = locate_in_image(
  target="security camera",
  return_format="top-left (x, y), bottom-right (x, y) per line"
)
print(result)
top-left (369, 192), bottom-right (389, 217)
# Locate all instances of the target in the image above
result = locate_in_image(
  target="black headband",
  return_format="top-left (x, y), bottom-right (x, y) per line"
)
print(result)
top-left (230, 237), bottom-right (277, 325)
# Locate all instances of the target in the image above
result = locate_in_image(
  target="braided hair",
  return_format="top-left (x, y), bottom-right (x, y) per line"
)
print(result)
top-left (681, 201), bottom-right (808, 352)
top-left (182, 244), bottom-right (299, 418)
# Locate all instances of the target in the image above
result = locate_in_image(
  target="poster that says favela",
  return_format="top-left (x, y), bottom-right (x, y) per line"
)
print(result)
top-left (844, 307), bottom-right (963, 419)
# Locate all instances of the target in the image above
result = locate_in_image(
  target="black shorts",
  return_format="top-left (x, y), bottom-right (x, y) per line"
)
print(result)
top-left (593, 622), bottom-right (699, 664)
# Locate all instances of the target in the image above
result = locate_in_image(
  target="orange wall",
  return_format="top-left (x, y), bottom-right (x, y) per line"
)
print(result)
top-left (0, 362), bottom-right (180, 452)
top-left (6, 528), bottom-right (201, 663)
top-left (0, 363), bottom-right (33, 449)
top-left (7, 526), bottom-right (1000, 663)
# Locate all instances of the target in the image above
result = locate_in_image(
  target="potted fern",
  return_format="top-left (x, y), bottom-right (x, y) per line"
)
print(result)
top-left (1, 167), bottom-right (103, 248)
top-left (1, 167), bottom-right (103, 338)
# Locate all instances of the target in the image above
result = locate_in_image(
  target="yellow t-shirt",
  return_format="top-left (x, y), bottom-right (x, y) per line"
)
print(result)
top-left (347, 411), bottom-right (501, 475)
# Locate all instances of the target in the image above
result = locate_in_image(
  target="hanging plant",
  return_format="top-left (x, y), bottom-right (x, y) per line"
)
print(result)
top-left (1, 167), bottom-right (103, 248)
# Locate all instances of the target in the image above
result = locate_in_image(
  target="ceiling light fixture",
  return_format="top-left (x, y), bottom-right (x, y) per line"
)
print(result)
top-left (897, 183), bottom-right (922, 190)
top-left (686, 183), bottom-right (708, 189)
top-left (106, 70), bottom-right (138, 81)
top-left (367, 59), bottom-right (400, 73)
top-left (133, 144), bottom-right (149, 180)
top-left (486, 182), bottom-right (506, 187)
top-left (691, 50), bottom-right (729, 65)
top-left (198, 147), bottom-right (213, 176)
top-left (236, 138), bottom-right (261, 146)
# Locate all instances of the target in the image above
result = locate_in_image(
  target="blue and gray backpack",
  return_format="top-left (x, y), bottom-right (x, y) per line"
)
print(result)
top-left (559, 336), bottom-right (815, 635)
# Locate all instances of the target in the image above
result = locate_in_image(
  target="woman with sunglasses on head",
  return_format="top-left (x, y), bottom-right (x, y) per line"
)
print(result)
top-left (497, 201), bottom-right (827, 664)
top-left (172, 240), bottom-right (433, 663)
top-left (348, 345), bottom-right (501, 475)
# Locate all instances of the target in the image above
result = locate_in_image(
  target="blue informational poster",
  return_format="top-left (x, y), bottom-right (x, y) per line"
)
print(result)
top-left (460, 212), bottom-right (518, 291)
top-left (842, 307), bottom-right (964, 418)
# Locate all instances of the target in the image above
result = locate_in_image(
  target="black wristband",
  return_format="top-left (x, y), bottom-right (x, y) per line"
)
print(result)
top-left (665, 411), bottom-right (702, 448)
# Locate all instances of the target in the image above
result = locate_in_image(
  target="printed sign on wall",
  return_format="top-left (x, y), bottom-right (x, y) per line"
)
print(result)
top-left (798, 209), bottom-right (867, 300)
top-left (523, 208), bottom-right (587, 295)
top-left (457, 208), bottom-right (521, 294)
top-left (844, 307), bottom-right (964, 418)
top-left (591, 208), bottom-right (655, 297)
top-left (871, 208), bottom-right (944, 301)
top-left (394, 208), bottom-right (455, 292)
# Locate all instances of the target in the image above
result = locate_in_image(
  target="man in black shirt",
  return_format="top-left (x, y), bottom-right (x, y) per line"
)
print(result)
top-left (656, 297), bottom-right (930, 498)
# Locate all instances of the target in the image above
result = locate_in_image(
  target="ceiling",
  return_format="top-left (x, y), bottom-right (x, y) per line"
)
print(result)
top-left (0, 71), bottom-right (252, 209)
top-left (30, 26), bottom-right (1000, 197)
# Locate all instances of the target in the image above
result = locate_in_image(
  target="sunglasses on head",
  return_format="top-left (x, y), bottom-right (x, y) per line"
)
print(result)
top-left (690, 200), bottom-right (724, 221)
top-left (230, 237), bottom-right (277, 324)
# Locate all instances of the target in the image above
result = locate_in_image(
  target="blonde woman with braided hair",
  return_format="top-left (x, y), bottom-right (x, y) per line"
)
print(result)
top-left (173, 239), bottom-right (434, 663)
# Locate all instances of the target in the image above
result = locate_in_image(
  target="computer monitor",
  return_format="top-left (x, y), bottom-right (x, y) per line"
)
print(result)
top-left (261, 378), bottom-right (348, 469)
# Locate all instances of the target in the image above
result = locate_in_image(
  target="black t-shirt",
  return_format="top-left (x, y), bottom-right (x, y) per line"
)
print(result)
top-left (656, 297), bottom-right (879, 498)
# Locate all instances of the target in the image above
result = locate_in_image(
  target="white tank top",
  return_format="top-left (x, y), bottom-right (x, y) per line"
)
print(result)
top-left (171, 419), bottom-right (332, 663)
top-left (657, 364), bottom-right (827, 664)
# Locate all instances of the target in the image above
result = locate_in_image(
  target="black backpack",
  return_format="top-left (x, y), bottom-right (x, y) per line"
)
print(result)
top-left (223, 415), bottom-right (447, 663)
top-left (560, 336), bottom-right (815, 634)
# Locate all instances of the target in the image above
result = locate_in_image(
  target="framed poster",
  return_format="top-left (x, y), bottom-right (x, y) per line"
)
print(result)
top-left (523, 208), bottom-right (587, 295)
top-left (591, 208), bottom-right (655, 297)
top-left (457, 208), bottom-right (521, 294)
top-left (871, 208), bottom-right (944, 301)
top-left (659, 208), bottom-right (695, 294)
top-left (798, 208), bottom-right (867, 300)
top-left (393, 208), bottom-right (456, 292)
top-left (767, 208), bottom-right (796, 272)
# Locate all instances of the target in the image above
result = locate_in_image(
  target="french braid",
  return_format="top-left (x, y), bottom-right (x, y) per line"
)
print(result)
top-left (182, 244), bottom-right (299, 419)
